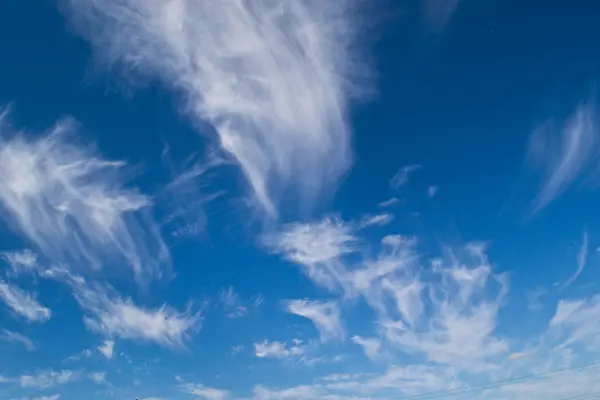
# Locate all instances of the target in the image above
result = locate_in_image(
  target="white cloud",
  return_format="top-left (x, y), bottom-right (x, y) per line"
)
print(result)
top-left (88, 372), bottom-right (107, 384)
top-left (63, 276), bottom-right (201, 348)
top-left (219, 287), bottom-right (248, 318)
top-left (527, 287), bottom-right (546, 311)
top-left (527, 101), bottom-right (598, 214)
top-left (98, 339), bottom-right (115, 359)
top-left (390, 164), bottom-right (421, 189)
top-left (360, 213), bottom-right (394, 228)
top-left (378, 197), bottom-right (400, 208)
top-left (427, 185), bottom-right (438, 199)
top-left (0, 249), bottom-right (38, 275)
top-left (19, 370), bottom-right (76, 388)
top-left (253, 384), bottom-right (318, 400)
top-left (0, 114), bottom-right (170, 283)
top-left (351, 335), bottom-right (381, 361)
top-left (180, 383), bottom-right (229, 400)
top-left (274, 216), bottom-right (510, 374)
top-left (0, 329), bottom-right (36, 351)
top-left (548, 295), bottom-right (600, 350)
top-left (254, 340), bottom-right (305, 359)
top-left (560, 229), bottom-right (589, 290)
top-left (268, 217), bottom-right (357, 290)
top-left (262, 212), bottom-right (600, 399)
top-left (59, 0), bottom-right (370, 218)
top-left (285, 299), bottom-right (345, 342)
top-left (0, 282), bottom-right (51, 323)
top-left (422, 0), bottom-right (463, 32)
top-left (63, 348), bottom-right (92, 363)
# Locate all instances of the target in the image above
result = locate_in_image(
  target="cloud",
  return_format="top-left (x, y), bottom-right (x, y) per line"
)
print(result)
top-left (98, 339), bottom-right (115, 359)
top-left (262, 213), bottom-right (600, 399)
top-left (88, 372), bottom-right (107, 384)
top-left (527, 288), bottom-right (546, 311)
top-left (390, 165), bottom-right (421, 190)
top-left (0, 329), bottom-right (36, 351)
top-left (63, 275), bottom-right (201, 348)
top-left (527, 101), bottom-right (598, 214)
top-left (179, 382), bottom-right (229, 400)
top-left (268, 217), bottom-right (357, 290)
top-left (18, 370), bottom-right (77, 389)
top-left (285, 299), bottom-right (345, 341)
top-left (59, 0), bottom-right (370, 218)
top-left (377, 197), bottom-right (400, 208)
top-left (0, 113), bottom-right (170, 283)
top-left (274, 216), bottom-right (510, 373)
top-left (219, 287), bottom-right (248, 318)
top-left (0, 249), bottom-right (38, 275)
top-left (254, 340), bottom-right (305, 359)
top-left (548, 295), bottom-right (600, 350)
top-left (253, 384), bottom-right (318, 400)
top-left (422, 0), bottom-right (463, 32)
top-left (427, 185), bottom-right (438, 199)
top-left (63, 348), bottom-right (92, 363)
top-left (351, 335), bottom-right (381, 360)
top-left (230, 345), bottom-right (244, 355)
top-left (360, 213), bottom-right (394, 228)
top-left (0, 282), bottom-right (51, 323)
top-left (560, 228), bottom-right (589, 290)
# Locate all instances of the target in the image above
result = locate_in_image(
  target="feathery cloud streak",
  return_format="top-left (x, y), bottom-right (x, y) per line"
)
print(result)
top-left (0, 112), bottom-right (170, 283)
top-left (60, 0), bottom-right (369, 218)
top-left (527, 101), bottom-right (598, 213)
top-left (0, 282), bottom-right (51, 323)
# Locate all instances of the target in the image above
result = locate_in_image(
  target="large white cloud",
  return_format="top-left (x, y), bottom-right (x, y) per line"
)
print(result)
top-left (59, 0), bottom-right (370, 219)
top-left (0, 112), bottom-right (170, 283)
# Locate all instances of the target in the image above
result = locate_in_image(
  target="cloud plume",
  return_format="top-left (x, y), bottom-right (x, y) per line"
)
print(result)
top-left (0, 112), bottom-right (170, 282)
top-left (60, 0), bottom-right (369, 218)
top-left (0, 282), bottom-right (51, 323)
top-left (527, 101), bottom-right (598, 213)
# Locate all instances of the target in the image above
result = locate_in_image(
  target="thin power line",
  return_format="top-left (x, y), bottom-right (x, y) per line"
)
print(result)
top-left (560, 391), bottom-right (600, 400)
top-left (394, 360), bottom-right (600, 400)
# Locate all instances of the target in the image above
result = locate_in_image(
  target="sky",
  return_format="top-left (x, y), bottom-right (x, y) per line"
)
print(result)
top-left (1, 0), bottom-right (600, 399)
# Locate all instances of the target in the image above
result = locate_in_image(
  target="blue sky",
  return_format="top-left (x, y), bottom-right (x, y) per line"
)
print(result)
top-left (1, 0), bottom-right (600, 399)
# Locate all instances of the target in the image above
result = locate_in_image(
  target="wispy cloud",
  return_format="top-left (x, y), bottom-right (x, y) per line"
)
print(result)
top-left (0, 113), bottom-right (170, 283)
top-left (219, 287), bottom-right (248, 318)
top-left (179, 382), bottom-right (229, 400)
top-left (0, 249), bottom-right (38, 275)
top-left (0, 329), bottom-right (36, 351)
top-left (18, 370), bottom-right (77, 389)
top-left (274, 216), bottom-right (509, 372)
top-left (268, 217), bottom-right (357, 290)
top-left (390, 165), bottom-right (421, 190)
top-left (560, 229), bottom-right (589, 290)
top-left (422, 0), bottom-right (463, 32)
top-left (0, 282), bottom-right (51, 323)
top-left (285, 299), bottom-right (345, 342)
top-left (254, 340), bottom-right (305, 359)
top-left (61, 275), bottom-right (201, 348)
top-left (527, 101), bottom-right (598, 214)
top-left (351, 335), bottom-right (381, 360)
top-left (13, 395), bottom-right (60, 400)
top-left (98, 339), bottom-right (115, 359)
top-left (360, 212), bottom-right (395, 228)
top-left (60, 0), bottom-right (370, 218)
top-left (427, 185), bottom-right (438, 199)
top-left (378, 197), bottom-right (400, 208)
top-left (88, 371), bottom-right (107, 385)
